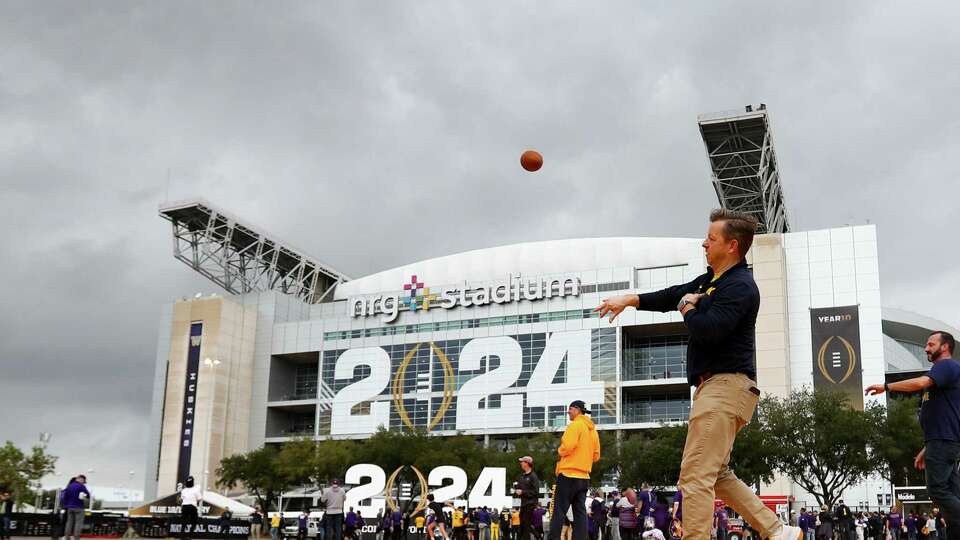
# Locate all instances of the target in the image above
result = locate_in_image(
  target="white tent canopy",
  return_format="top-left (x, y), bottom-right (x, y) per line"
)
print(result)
top-left (201, 491), bottom-right (256, 516)
top-left (130, 491), bottom-right (256, 518)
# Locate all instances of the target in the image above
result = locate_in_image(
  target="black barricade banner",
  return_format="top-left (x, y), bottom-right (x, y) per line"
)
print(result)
top-left (5, 513), bottom-right (252, 538)
top-left (810, 305), bottom-right (864, 409)
top-left (177, 322), bottom-right (204, 485)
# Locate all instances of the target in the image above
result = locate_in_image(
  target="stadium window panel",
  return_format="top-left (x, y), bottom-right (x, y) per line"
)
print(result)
top-left (317, 409), bottom-right (332, 436)
top-left (621, 392), bottom-right (691, 424)
top-left (294, 364), bottom-right (319, 400)
top-left (622, 335), bottom-right (688, 381)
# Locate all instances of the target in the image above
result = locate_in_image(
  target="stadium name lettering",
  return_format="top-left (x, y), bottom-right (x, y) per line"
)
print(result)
top-left (350, 275), bottom-right (581, 323)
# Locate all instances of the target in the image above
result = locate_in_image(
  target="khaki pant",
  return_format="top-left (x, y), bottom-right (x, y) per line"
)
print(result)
top-left (678, 373), bottom-right (780, 540)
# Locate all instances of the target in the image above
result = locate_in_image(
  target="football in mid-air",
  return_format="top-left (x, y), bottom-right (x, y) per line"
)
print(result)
top-left (520, 150), bottom-right (543, 172)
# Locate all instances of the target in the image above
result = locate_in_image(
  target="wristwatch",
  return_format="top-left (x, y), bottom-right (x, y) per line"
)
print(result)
top-left (884, 382), bottom-right (891, 393)
top-left (677, 298), bottom-right (695, 311)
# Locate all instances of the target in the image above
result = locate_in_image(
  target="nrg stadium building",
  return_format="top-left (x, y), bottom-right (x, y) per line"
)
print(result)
top-left (144, 106), bottom-right (957, 515)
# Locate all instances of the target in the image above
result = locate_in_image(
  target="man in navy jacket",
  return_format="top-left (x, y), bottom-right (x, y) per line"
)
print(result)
top-left (596, 209), bottom-right (801, 540)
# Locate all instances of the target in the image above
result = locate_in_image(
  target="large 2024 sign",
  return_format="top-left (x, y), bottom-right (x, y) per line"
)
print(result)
top-left (343, 463), bottom-right (516, 516)
top-left (328, 329), bottom-right (606, 435)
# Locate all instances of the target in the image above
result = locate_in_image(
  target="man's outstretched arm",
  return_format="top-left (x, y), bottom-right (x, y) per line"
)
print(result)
top-left (865, 375), bottom-right (934, 395)
top-left (595, 280), bottom-right (700, 321)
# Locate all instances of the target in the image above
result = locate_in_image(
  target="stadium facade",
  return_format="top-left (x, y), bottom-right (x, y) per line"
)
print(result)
top-left (144, 107), bottom-right (957, 513)
top-left (145, 215), bottom-right (958, 511)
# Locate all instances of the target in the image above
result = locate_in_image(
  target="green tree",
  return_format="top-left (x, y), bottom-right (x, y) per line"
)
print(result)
top-left (729, 415), bottom-right (778, 487)
top-left (592, 431), bottom-right (622, 487)
top-left (0, 442), bottom-right (29, 499)
top-left (617, 417), bottom-right (775, 492)
top-left (873, 396), bottom-right (925, 487)
top-left (0, 441), bottom-right (57, 510)
top-left (414, 433), bottom-right (497, 482)
top-left (761, 389), bottom-right (884, 508)
top-left (619, 425), bottom-right (686, 489)
top-left (507, 431), bottom-right (562, 485)
top-left (217, 446), bottom-right (288, 511)
top-left (275, 438), bottom-right (359, 487)
top-left (354, 429), bottom-right (431, 475)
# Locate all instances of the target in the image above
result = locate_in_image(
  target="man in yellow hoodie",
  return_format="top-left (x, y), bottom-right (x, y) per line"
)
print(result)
top-left (549, 400), bottom-right (600, 540)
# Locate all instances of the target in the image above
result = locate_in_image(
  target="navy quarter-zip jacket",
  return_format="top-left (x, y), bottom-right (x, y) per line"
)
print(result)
top-left (636, 260), bottom-right (759, 386)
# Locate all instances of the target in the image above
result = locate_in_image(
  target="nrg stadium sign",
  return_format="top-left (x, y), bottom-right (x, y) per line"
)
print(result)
top-left (350, 274), bottom-right (582, 323)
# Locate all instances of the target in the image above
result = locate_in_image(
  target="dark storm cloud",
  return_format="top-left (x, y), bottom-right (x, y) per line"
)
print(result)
top-left (1, 1), bottom-right (958, 488)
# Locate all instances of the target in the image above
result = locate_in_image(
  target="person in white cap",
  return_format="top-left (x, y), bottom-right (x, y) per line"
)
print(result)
top-left (322, 479), bottom-right (348, 540)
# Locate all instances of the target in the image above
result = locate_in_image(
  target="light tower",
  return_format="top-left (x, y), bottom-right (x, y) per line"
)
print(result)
top-left (698, 104), bottom-right (790, 233)
top-left (159, 198), bottom-right (350, 303)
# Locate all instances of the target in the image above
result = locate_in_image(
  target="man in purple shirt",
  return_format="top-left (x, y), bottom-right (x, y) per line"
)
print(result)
top-left (477, 508), bottom-right (491, 540)
top-left (299, 512), bottom-right (310, 540)
top-left (61, 475), bottom-right (91, 540)
top-left (886, 509), bottom-right (903, 540)
top-left (392, 511), bottom-right (404, 540)
top-left (905, 513), bottom-right (917, 540)
top-left (798, 509), bottom-right (814, 540)
top-left (345, 508), bottom-right (359, 540)
top-left (671, 490), bottom-right (682, 522)
top-left (532, 504), bottom-right (546, 540)
top-left (713, 508), bottom-right (728, 540)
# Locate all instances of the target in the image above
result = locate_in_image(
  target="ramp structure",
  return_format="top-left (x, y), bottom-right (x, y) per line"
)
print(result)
top-left (160, 199), bottom-right (349, 303)
top-left (698, 104), bottom-right (790, 233)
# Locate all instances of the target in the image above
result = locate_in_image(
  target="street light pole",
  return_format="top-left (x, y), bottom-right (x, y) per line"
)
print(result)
top-left (35, 432), bottom-right (52, 510)
top-left (202, 358), bottom-right (221, 499)
top-left (86, 469), bottom-right (95, 512)
top-left (128, 471), bottom-right (135, 512)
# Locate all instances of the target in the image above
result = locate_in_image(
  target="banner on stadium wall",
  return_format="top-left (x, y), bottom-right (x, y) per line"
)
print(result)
top-left (810, 306), bottom-right (864, 409)
top-left (177, 322), bottom-right (204, 485)
top-left (320, 328), bottom-right (617, 437)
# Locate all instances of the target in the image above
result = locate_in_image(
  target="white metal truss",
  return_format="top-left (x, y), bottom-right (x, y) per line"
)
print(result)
top-left (697, 105), bottom-right (790, 234)
top-left (159, 199), bottom-right (349, 303)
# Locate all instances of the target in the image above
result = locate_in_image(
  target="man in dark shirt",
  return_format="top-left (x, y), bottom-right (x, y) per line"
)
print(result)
top-left (499, 509), bottom-right (511, 540)
top-left (637, 484), bottom-right (655, 526)
top-left (596, 209), bottom-right (801, 540)
top-left (835, 501), bottom-right (852, 540)
top-left (608, 491), bottom-right (621, 540)
top-left (867, 331), bottom-right (958, 540)
top-left (515, 457), bottom-right (541, 540)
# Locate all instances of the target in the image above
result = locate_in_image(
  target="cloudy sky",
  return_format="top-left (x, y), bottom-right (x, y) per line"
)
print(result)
top-left (2, 1), bottom-right (958, 492)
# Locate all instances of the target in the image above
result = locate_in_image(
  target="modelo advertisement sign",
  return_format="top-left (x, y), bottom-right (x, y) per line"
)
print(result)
top-left (320, 328), bottom-right (616, 436)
